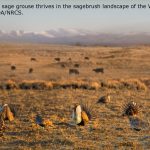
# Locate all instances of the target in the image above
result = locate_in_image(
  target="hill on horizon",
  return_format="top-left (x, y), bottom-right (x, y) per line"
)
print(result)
top-left (1, 29), bottom-right (150, 46)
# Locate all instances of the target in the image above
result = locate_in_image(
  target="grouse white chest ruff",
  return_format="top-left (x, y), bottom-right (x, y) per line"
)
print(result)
top-left (72, 105), bottom-right (82, 124)
top-left (72, 104), bottom-right (92, 126)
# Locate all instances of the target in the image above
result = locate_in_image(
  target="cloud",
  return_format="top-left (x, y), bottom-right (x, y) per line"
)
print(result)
top-left (0, 28), bottom-right (150, 46)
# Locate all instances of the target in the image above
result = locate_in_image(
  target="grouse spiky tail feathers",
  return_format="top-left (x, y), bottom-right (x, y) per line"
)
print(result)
top-left (72, 102), bottom-right (93, 126)
top-left (122, 101), bottom-right (139, 117)
top-left (122, 101), bottom-right (149, 131)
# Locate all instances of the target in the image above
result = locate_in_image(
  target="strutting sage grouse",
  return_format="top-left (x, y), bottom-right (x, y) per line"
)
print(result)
top-left (72, 104), bottom-right (92, 126)
top-left (122, 101), bottom-right (139, 117)
top-left (0, 104), bottom-right (16, 136)
top-left (122, 101), bottom-right (149, 131)
top-left (35, 114), bottom-right (53, 127)
top-left (0, 104), bottom-right (15, 122)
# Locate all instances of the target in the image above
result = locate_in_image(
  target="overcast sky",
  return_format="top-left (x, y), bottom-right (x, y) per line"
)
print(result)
top-left (0, 0), bottom-right (150, 33)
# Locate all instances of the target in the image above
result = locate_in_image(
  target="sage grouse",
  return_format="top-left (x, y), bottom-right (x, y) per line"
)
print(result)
top-left (122, 101), bottom-right (139, 117)
top-left (0, 104), bottom-right (17, 136)
top-left (0, 104), bottom-right (15, 121)
top-left (72, 104), bottom-right (92, 126)
top-left (35, 115), bottom-right (53, 127)
top-left (97, 95), bottom-right (110, 104)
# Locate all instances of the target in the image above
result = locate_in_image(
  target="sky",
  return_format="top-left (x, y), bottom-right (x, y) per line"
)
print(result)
top-left (0, 0), bottom-right (150, 34)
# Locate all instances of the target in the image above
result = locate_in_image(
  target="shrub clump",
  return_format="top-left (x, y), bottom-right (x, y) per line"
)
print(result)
top-left (0, 80), bottom-right (18, 90)
top-left (101, 79), bottom-right (147, 91)
top-left (0, 79), bottom-right (147, 91)
top-left (19, 80), bottom-right (53, 90)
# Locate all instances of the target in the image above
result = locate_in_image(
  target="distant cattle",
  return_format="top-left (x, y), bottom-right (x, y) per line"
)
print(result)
top-left (11, 65), bottom-right (16, 71)
top-left (84, 57), bottom-right (89, 60)
top-left (29, 68), bottom-right (33, 73)
top-left (74, 64), bottom-right (80, 68)
top-left (55, 58), bottom-right (60, 61)
top-left (68, 58), bottom-right (72, 61)
top-left (93, 68), bottom-right (104, 73)
top-left (31, 58), bottom-right (37, 61)
top-left (69, 69), bottom-right (79, 75)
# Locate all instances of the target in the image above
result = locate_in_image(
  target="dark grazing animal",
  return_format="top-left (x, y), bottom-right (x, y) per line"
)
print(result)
top-left (54, 58), bottom-right (60, 61)
top-left (93, 68), bottom-right (104, 73)
top-left (31, 58), bottom-right (37, 61)
top-left (68, 58), bottom-right (72, 61)
top-left (11, 65), bottom-right (16, 71)
top-left (29, 68), bottom-right (33, 73)
top-left (69, 69), bottom-right (79, 75)
top-left (84, 57), bottom-right (89, 60)
top-left (74, 64), bottom-right (80, 68)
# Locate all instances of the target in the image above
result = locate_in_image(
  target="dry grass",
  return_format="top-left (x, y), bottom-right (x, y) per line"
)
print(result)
top-left (0, 79), bottom-right (147, 91)
top-left (0, 89), bottom-right (149, 149)
top-left (102, 79), bottom-right (148, 91)
top-left (0, 44), bottom-right (149, 149)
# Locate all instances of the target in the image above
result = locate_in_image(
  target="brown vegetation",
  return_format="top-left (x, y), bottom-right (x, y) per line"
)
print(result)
top-left (0, 44), bottom-right (149, 149)
top-left (0, 79), bottom-right (147, 91)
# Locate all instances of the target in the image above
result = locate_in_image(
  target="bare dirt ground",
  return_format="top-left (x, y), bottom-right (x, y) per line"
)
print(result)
top-left (0, 43), bottom-right (150, 149)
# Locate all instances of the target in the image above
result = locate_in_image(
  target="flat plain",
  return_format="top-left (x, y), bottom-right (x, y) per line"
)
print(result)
top-left (0, 43), bottom-right (149, 149)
